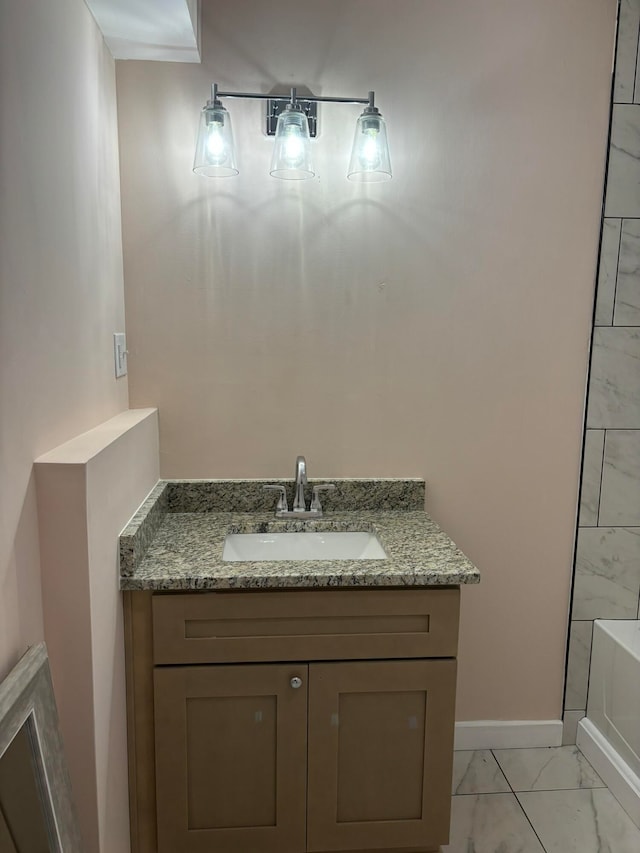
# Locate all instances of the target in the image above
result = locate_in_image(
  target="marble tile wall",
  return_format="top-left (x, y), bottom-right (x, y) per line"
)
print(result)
top-left (564, 0), bottom-right (640, 741)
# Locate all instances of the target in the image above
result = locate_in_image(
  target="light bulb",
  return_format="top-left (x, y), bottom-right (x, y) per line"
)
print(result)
top-left (360, 130), bottom-right (381, 169)
top-left (283, 130), bottom-right (305, 167)
top-left (206, 122), bottom-right (227, 164)
top-left (270, 106), bottom-right (314, 179)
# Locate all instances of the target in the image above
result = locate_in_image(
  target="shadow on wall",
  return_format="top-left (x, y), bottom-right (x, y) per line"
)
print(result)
top-left (0, 472), bottom-right (45, 683)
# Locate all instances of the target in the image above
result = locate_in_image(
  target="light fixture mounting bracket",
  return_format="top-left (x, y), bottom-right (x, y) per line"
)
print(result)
top-left (266, 99), bottom-right (318, 137)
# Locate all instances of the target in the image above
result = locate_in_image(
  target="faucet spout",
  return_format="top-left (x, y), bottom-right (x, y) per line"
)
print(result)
top-left (263, 455), bottom-right (334, 518)
top-left (293, 455), bottom-right (308, 512)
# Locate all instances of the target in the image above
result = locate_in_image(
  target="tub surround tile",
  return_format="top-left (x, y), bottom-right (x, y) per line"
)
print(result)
top-left (615, 220), bottom-right (640, 325)
top-left (441, 794), bottom-right (544, 853)
top-left (617, 0), bottom-right (640, 104)
top-left (565, 621), bottom-right (594, 711)
top-left (562, 711), bottom-right (585, 746)
top-left (493, 746), bottom-right (604, 792)
top-left (119, 479), bottom-right (480, 591)
top-left (452, 751), bottom-right (510, 795)
top-left (605, 105), bottom-right (640, 218)
top-left (573, 527), bottom-right (640, 619)
top-left (517, 787), bottom-right (640, 853)
top-left (596, 219), bottom-right (621, 326)
top-left (579, 430), bottom-right (605, 526)
top-left (599, 430), bottom-right (640, 525)
top-left (586, 328), bottom-right (640, 428)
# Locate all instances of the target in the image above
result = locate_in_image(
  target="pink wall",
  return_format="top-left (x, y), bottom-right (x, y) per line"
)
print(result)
top-left (36, 409), bottom-right (160, 853)
top-left (0, 0), bottom-right (128, 681)
top-left (117, 0), bottom-right (617, 721)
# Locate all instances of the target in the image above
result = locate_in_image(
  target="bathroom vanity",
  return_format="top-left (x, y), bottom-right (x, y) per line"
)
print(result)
top-left (120, 478), bottom-right (480, 853)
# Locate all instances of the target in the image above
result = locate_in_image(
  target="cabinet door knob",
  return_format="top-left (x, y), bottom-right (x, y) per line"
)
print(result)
top-left (290, 676), bottom-right (303, 689)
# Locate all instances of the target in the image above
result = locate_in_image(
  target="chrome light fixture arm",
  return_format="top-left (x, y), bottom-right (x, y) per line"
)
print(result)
top-left (211, 85), bottom-right (375, 138)
top-left (211, 83), bottom-right (374, 107)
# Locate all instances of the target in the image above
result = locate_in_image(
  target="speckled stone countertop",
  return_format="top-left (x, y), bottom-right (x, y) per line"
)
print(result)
top-left (119, 479), bottom-right (480, 591)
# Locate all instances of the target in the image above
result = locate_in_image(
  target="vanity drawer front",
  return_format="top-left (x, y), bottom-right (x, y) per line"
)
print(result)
top-left (152, 588), bottom-right (459, 664)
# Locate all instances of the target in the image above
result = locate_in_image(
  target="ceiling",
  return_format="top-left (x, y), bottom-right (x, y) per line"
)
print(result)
top-left (85, 0), bottom-right (200, 62)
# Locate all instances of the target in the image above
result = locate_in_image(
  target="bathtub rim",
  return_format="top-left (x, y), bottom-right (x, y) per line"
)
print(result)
top-left (593, 619), bottom-right (640, 663)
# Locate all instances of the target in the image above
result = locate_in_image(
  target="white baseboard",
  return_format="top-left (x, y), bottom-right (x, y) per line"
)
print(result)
top-left (454, 720), bottom-right (563, 750)
top-left (577, 718), bottom-right (640, 830)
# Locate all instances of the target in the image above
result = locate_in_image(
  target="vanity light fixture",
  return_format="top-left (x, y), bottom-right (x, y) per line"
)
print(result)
top-left (193, 84), bottom-right (392, 182)
top-left (193, 87), bottom-right (238, 177)
top-left (270, 98), bottom-right (314, 180)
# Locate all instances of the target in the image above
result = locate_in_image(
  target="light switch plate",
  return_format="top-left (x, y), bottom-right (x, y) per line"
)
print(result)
top-left (114, 332), bottom-right (128, 378)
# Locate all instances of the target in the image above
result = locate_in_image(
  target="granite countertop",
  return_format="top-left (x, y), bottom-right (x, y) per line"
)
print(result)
top-left (119, 479), bottom-right (481, 591)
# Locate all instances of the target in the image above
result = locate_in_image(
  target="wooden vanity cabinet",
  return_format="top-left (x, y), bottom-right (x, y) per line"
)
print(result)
top-left (154, 662), bottom-right (307, 853)
top-left (124, 588), bottom-right (460, 853)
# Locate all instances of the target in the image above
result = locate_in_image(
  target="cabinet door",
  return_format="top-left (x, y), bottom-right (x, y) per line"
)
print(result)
top-left (154, 663), bottom-right (307, 853)
top-left (307, 659), bottom-right (456, 852)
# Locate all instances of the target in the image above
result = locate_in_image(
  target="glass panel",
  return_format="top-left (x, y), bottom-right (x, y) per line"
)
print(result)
top-left (270, 107), bottom-right (314, 180)
top-left (193, 104), bottom-right (239, 177)
top-left (347, 111), bottom-right (392, 182)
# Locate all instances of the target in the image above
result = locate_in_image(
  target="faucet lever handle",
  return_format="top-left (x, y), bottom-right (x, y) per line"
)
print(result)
top-left (263, 484), bottom-right (289, 513)
top-left (311, 483), bottom-right (336, 513)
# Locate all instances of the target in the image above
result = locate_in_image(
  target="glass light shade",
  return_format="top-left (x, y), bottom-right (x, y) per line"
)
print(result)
top-left (193, 103), bottom-right (238, 177)
top-left (269, 106), bottom-right (314, 180)
top-left (347, 109), bottom-right (392, 182)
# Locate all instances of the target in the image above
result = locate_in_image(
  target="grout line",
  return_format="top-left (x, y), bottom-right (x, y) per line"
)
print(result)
top-left (491, 749), bottom-right (516, 794)
top-left (509, 783), bottom-right (607, 794)
top-left (633, 19), bottom-right (640, 104)
top-left (611, 218), bottom-right (623, 325)
top-left (511, 791), bottom-right (549, 851)
top-left (597, 430), bottom-right (607, 528)
top-left (593, 216), bottom-right (624, 330)
top-left (451, 791), bottom-right (510, 797)
top-left (513, 791), bottom-right (551, 853)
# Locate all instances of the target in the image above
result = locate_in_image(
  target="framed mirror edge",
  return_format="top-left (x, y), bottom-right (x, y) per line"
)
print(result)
top-left (0, 642), bottom-right (83, 852)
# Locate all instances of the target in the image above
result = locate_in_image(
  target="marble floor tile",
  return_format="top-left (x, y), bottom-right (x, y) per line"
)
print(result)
top-left (517, 787), bottom-right (640, 853)
top-left (493, 746), bottom-right (604, 792)
top-left (579, 430), bottom-right (605, 525)
top-left (599, 430), bottom-right (640, 526)
top-left (565, 621), bottom-right (594, 711)
top-left (615, 219), bottom-right (640, 325)
top-left (572, 527), bottom-right (640, 619)
top-left (441, 793), bottom-right (544, 853)
top-left (586, 328), bottom-right (640, 429)
top-left (562, 711), bottom-right (585, 746)
top-left (452, 750), bottom-right (510, 795)
top-left (606, 105), bottom-right (640, 218)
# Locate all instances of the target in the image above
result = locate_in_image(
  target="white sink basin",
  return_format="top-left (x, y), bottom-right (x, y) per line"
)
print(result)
top-left (222, 531), bottom-right (387, 562)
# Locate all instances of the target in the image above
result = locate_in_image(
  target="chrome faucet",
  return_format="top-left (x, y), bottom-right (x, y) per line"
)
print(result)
top-left (293, 455), bottom-right (308, 512)
top-left (263, 455), bottom-right (335, 518)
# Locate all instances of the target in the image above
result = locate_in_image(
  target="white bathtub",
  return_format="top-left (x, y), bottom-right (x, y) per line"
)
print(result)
top-left (577, 619), bottom-right (640, 829)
